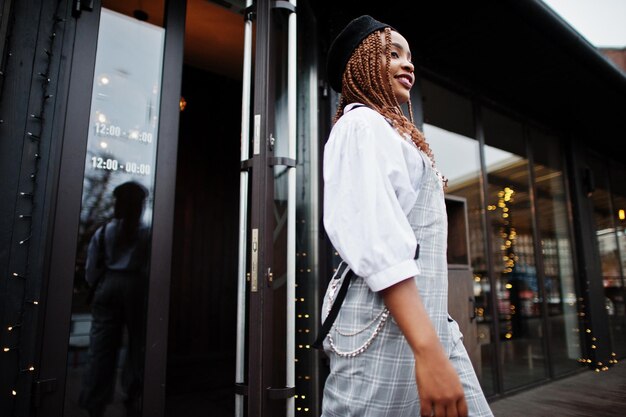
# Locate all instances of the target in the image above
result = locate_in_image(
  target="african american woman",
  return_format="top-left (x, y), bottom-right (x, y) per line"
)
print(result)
top-left (318, 15), bottom-right (494, 417)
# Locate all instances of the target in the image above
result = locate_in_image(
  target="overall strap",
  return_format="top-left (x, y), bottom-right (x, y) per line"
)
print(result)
top-left (347, 104), bottom-right (366, 111)
top-left (313, 244), bottom-right (420, 351)
top-left (313, 263), bottom-right (353, 350)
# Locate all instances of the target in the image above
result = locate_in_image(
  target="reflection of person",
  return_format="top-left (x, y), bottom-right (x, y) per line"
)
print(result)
top-left (320, 16), bottom-right (492, 416)
top-left (79, 181), bottom-right (150, 417)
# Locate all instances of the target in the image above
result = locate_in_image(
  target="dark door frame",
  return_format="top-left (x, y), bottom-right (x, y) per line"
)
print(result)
top-left (247, 0), bottom-right (281, 415)
top-left (37, 1), bottom-right (103, 413)
top-left (142, 0), bottom-right (186, 415)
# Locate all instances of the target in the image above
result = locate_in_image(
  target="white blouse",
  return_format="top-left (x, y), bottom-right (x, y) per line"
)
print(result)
top-left (323, 103), bottom-right (426, 292)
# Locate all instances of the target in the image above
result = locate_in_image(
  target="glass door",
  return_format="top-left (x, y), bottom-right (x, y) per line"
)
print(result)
top-left (37, 1), bottom-right (176, 416)
top-left (63, 7), bottom-right (165, 415)
top-left (588, 156), bottom-right (626, 359)
top-left (39, 1), bottom-right (304, 416)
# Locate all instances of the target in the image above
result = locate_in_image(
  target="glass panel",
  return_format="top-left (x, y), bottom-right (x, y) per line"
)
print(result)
top-left (423, 123), bottom-right (495, 396)
top-left (294, 7), bottom-right (322, 416)
top-left (421, 79), bottom-right (495, 396)
top-left (589, 157), bottom-right (626, 359)
top-left (483, 108), bottom-right (547, 390)
top-left (610, 162), bottom-right (626, 358)
top-left (64, 8), bottom-right (165, 417)
top-left (530, 129), bottom-right (582, 375)
top-left (267, 6), bottom-right (298, 415)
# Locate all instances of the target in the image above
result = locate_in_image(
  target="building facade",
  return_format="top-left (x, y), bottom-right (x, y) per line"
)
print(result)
top-left (1, 1), bottom-right (625, 416)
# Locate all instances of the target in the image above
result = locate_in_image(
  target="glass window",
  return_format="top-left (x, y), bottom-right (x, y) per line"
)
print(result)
top-left (483, 108), bottom-right (548, 390)
top-left (590, 157), bottom-right (626, 359)
top-left (610, 162), bottom-right (626, 358)
top-left (422, 79), bottom-right (495, 396)
top-left (425, 122), bottom-right (496, 395)
top-left (530, 128), bottom-right (582, 376)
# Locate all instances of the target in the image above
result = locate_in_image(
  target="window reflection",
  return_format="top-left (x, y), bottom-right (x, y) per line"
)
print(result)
top-left (610, 163), bottom-right (626, 357)
top-left (530, 129), bottom-right (582, 376)
top-left (483, 108), bottom-right (547, 390)
top-left (589, 158), bottom-right (626, 358)
top-left (423, 123), bottom-right (494, 396)
top-left (79, 182), bottom-right (150, 416)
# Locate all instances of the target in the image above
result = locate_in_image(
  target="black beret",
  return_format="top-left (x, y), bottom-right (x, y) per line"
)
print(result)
top-left (327, 15), bottom-right (392, 93)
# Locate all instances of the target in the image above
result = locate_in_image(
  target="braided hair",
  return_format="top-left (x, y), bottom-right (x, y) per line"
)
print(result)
top-left (334, 27), bottom-right (435, 167)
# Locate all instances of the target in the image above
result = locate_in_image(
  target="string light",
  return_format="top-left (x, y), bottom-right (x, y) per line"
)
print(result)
top-left (3, 3), bottom-right (66, 407)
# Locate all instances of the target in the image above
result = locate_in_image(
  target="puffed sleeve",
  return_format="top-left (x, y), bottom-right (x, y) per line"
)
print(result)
top-left (323, 111), bottom-right (421, 292)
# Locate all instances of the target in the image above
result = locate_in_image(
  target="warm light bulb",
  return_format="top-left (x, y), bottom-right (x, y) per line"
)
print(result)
top-left (619, 209), bottom-right (625, 220)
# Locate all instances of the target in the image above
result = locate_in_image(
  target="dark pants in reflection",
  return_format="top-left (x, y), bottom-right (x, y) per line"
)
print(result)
top-left (79, 271), bottom-right (146, 414)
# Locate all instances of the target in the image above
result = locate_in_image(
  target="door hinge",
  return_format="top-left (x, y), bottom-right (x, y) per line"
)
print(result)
top-left (72, 0), bottom-right (94, 18)
top-left (33, 378), bottom-right (58, 407)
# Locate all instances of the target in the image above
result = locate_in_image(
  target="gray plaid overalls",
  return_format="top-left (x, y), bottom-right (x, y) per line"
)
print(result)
top-left (321, 148), bottom-right (493, 417)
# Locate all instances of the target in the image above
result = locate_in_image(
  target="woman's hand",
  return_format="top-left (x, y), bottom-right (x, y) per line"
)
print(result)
top-left (381, 277), bottom-right (468, 417)
top-left (414, 342), bottom-right (467, 417)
